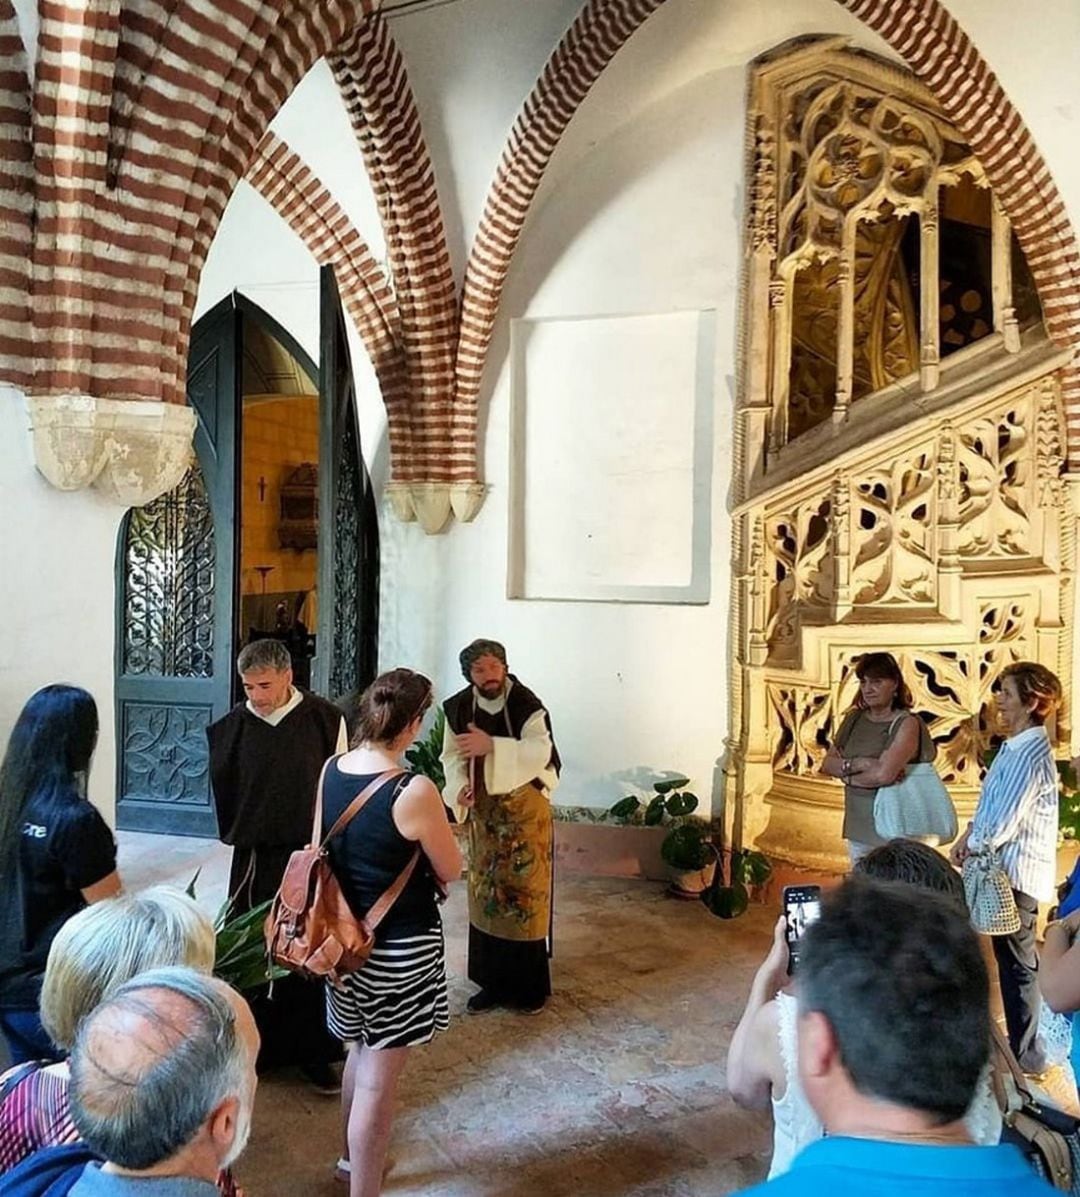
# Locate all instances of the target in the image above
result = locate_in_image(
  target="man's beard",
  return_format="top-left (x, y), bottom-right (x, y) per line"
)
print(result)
top-left (477, 681), bottom-right (504, 699)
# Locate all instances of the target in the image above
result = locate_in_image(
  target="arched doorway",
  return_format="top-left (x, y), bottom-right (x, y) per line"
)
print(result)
top-left (114, 270), bottom-right (378, 836)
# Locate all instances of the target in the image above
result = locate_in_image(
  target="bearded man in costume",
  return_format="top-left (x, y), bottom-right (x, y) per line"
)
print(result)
top-left (441, 639), bottom-right (559, 1014)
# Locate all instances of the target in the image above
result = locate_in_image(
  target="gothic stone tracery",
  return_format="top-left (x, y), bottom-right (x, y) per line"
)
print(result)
top-left (730, 42), bottom-right (1076, 872)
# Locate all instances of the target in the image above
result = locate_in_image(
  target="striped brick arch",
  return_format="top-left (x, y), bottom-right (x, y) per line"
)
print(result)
top-left (837, 0), bottom-right (1080, 460)
top-left (0, 0), bottom-right (380, 501)
top-left (246, 0), bottom-right (1080, 531)
top-left (4, 0), bottom-right (1080, 513)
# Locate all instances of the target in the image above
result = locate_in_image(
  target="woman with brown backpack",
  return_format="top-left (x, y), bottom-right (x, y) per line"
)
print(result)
top-left (321, 668), bottom-right (462, 1197)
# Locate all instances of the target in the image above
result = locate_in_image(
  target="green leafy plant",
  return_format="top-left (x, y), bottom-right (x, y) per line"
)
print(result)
top-left (609, 774), bottom-right (712, 882)
top-left (661, 823), bottom-right (711, 870)
top-left (1058, 758), bottom-right (1080, 840)
top-left (701, 847), bottom-right (774, 920)
top-left (405, 708), bottom-right (447, 791)
top-left (188, 871), bottom-right (288, 993)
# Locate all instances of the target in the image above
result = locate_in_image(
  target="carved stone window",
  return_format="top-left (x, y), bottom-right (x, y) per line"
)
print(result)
top-left (747, 40), bottom-right (1043, 461)
top-left (729, 41), bottom-right (1069, 875)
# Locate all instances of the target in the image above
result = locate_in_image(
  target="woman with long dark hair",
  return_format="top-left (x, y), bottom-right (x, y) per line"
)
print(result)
top-left (324, 668), bottom-right (461, 1197)
top-left (0, 685), bottom-right (121, 1064)
top-left (821, 652), bottom-right (937, 865)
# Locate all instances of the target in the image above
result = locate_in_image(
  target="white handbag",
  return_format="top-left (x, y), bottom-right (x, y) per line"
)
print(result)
top-left (873, 762), bottom-right (958, 842)
top-left (963, 850), bottom-right (1021, 936)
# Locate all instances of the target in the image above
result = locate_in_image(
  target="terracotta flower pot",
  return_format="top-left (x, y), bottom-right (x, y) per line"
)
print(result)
top-left (667, 860), bottom-right (717, 899)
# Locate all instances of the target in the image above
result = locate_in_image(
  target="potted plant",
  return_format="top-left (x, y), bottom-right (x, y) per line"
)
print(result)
top-left (609, 775), bottom-right (716, 898)
top-left (701, 846), bottom-right (774, 919)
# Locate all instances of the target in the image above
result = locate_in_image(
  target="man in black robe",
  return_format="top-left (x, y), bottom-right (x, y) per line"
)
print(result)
top-left (207, 638), bottom-right (346, 1089)
top-left (441, 639), bottom-right (559, 1014)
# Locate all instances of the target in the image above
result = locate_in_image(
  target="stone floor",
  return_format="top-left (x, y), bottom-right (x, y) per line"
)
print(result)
top-left (116, 833), bottom-right (1080, 1196)
top-left (118, 832), bottom-right (776, 1197)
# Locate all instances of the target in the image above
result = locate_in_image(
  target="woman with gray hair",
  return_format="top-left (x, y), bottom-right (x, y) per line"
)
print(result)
top-left (0, 887), bottom-right (227, 1184)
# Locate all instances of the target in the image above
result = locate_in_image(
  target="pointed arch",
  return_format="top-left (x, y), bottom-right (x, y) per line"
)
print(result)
top-left (245, 132), bottom-right (413, 477)
top-left (835, 0), bottom-right (1080, 462)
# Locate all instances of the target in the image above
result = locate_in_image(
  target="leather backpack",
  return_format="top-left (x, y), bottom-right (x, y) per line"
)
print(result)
top-left (264, 762), bottom-right (419, 986)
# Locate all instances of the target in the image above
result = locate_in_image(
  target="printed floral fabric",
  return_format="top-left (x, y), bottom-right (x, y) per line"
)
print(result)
top-left (468, 783), bottom-right (553, 941)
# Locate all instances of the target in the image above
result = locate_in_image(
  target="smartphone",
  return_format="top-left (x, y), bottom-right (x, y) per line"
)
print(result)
top-left (783, 884), bottom-right (822, 975)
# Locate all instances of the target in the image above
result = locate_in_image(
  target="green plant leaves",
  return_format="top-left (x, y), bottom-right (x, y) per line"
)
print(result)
top-left (665, 791), bottom-right (698, 817)
top-left (404, 708), bottom-right (447, 791)
top-left (661, 823), bottom-right (709, 869)
top-left (653, 776), bottom-right (691, 795)
top-left (644, 795), bottom-right (667, 825)
top-left (214, 898), bottom-right (288, 992)
top-left (702, 881), bottom-right (748, 919)
top-left (609, 795), bottom-right (641, 820)
top-left (733, 850), bottom-right (773, 887)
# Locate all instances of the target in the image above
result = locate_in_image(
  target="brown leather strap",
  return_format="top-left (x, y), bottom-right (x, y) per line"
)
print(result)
top-left (365, 849), bottom-right (421, 932)
top-left (318, 766), bottom-right (405, 848)
top-left (989, 1020), bottom-right (1032, 1112)
top-left (315, 764), bottom-right (419, 933)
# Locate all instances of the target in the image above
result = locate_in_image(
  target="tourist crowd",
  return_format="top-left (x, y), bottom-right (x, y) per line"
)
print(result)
top-left (0, 650), bottom-right (1078, 1195)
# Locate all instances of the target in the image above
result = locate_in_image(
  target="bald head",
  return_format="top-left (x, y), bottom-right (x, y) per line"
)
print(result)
top-left (70, 968), bottom-right (258, 1173)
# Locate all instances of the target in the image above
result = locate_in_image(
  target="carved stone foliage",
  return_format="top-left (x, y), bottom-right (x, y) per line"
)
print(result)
top-left (751, 372), bottom-right (1069, 876)
top-left (956, 408), bottom-right (1031, 558)
top-left (739, 45), bottom-right (1068, 875)
top-left (763, 383), bottom-right (1057, 664)
top-left (769, 686), bottom-right (832, 776)
top-left (849, 450), bottom-right (935, 606)
top-left (747, 46), bottom-right (1019, 457)
top-left (778, 78), bottom-right (977, 263)
top-left (766, 497), bottom-right (832, 658)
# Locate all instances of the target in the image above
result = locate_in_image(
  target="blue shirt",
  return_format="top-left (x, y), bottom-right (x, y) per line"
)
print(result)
top-left (970, 725), bottom-right (1058, 901)
top-left (736, 1136), bottom-right (1058, 1196)
top-left (68, 1164), bottom-right (218, 1197)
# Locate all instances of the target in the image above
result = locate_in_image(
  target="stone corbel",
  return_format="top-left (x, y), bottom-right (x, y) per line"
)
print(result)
top-left (28, 395), bottom-right (196, 506)
top-left (385, 480), bottom-right (487, 533)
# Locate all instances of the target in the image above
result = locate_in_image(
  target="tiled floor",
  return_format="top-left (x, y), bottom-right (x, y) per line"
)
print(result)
top-left (118, 832), bottom-right (776, 1196)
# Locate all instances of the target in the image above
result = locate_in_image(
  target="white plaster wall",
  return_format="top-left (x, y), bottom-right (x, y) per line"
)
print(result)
top-left (372, 0), bottom-right (892, 817)
top-left (0, 391), bottom-right (124, 824)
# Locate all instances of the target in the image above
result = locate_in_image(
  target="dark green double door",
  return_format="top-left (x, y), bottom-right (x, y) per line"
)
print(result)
top-left (115, 271), bottom-right (378, 836)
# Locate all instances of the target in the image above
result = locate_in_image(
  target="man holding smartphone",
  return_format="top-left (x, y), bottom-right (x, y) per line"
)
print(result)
top-left (734, 876), bottom-right (1054, 1196)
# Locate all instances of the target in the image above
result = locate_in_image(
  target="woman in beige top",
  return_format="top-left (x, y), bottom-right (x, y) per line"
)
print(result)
top-left (822, 652), bottom-right (937, 864)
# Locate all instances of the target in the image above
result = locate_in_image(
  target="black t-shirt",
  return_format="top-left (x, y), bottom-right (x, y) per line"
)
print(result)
top-left (0, 788), bottom-right (117, 1009)
top-left (323, 765), bottom-right (440, 942)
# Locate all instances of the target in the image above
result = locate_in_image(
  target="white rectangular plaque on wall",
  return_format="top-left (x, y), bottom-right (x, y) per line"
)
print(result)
top-left (508, 309), bottom-right (715, 603)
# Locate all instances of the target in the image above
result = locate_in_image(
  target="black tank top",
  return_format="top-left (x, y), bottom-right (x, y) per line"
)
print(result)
top-left (322, 764), bottom-right (440, 940)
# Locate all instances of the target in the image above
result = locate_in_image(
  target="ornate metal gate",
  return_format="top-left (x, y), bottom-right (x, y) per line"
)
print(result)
top-left (115, 298), bottom-right (240, 835)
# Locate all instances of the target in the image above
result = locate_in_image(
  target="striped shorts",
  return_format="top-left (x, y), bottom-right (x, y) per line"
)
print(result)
top-left (325, 928), bottom-right (450, 1050)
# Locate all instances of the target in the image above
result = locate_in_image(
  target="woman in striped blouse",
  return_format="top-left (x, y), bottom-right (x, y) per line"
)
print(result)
top-left (951, 661), bottom-right (1062, 1071)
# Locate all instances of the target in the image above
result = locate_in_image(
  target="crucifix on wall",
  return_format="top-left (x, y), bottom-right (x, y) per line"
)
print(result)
top-left (257, 475), bottom-right (267, 502)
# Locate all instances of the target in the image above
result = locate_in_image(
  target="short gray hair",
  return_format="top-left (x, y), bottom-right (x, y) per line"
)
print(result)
top-left (70, 967), bottom-right (248, 1170)
top-left (41, 887), bottom-right (215, 1050)
top-left (237, 639), bottom-right (291, 675)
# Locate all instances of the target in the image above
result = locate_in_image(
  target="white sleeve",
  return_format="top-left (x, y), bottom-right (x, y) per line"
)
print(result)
top-left (486, 710), bottom-right (557, 796)
top-left (440, 709), bottom-right (471, 805)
